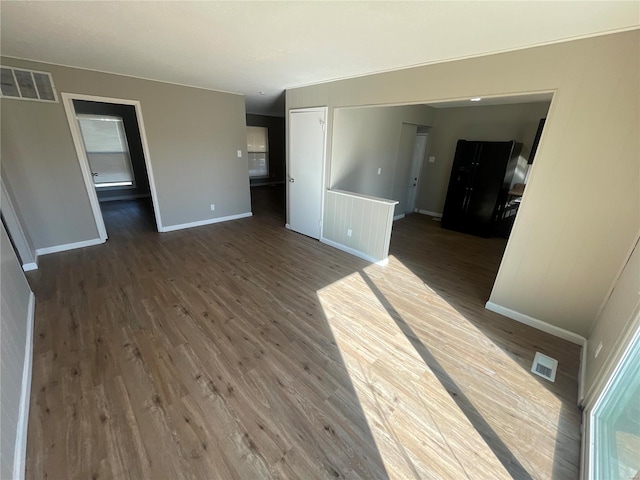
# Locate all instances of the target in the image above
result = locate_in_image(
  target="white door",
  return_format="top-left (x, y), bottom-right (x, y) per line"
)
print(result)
top-left (288, 108), bottom-right (327, 239)
top-left (407, 133), bottom-right (427, 212)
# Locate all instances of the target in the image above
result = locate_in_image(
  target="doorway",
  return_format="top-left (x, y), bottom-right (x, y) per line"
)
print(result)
top-left (62, 93), bottom-right (162, 240)
top-left (287, 107), bottom-right (327, 240)
top-left (406, 129), bottom-right (428, 215)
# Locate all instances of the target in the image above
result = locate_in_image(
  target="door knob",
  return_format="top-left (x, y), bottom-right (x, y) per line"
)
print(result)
top-left (289, 177), bottom-right (295, 183)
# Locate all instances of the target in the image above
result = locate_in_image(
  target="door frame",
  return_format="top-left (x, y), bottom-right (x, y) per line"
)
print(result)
top-left (1, 178), bottom-right (37, 270)
top-left (61, 92), bottom-right (163, 240)
top-left (286, 106), bottom-right (328, 239)
top-left (407, 131), bottom-right (428, 213)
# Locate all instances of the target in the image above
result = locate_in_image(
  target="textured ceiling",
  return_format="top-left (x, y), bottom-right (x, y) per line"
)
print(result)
top-left (1, 1), bottom-right (638, 116)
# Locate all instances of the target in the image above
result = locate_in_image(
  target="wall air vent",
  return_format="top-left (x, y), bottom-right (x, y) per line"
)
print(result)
top-left (531, 352), bottom-right (558, 382)
top-left (0, 66), bottom-right (58, 102)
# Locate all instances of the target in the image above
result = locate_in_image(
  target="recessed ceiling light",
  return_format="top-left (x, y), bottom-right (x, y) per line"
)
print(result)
top-left (470, 97), bottom-right (482, 102)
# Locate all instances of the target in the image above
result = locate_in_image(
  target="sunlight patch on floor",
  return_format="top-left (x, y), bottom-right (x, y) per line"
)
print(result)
top-left (317, 255), bottom-right (570, 479)
top-left (317, 271), bottom-right (513, 479)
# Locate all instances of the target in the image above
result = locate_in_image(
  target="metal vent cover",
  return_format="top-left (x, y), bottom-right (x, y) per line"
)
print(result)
top-left (1, 66), bottom-right (58, 102)
top-left (531, 352), bottom-right (558, 382)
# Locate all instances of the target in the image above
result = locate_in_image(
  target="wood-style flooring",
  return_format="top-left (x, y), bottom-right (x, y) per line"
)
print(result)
top-left (24, 190), bottom-right (582, 479)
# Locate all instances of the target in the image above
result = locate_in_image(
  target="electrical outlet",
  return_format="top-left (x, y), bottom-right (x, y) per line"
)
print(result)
top-left (237, 150), bottom-right (242, 158)
top-left (210, 204), bottom-right (215, 211)
top-left (347, 228), bottom-right (352, 237)
top-left (428, 156), bottom-right (436, 163)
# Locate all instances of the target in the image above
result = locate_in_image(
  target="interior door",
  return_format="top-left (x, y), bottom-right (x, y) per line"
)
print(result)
top-left (407, 133), bottom-right (427, 213)
top-left (288, 108), bottom-right (327, 239)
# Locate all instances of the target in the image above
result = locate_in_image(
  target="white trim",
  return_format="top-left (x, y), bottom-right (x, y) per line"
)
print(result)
top-left (160, 212), bottom-right (252, 233)
top-left (393, 214), bottom-right (405, 221)
top-left (21, 263), bottom-right (38, 272)
top-left (485, 300), bottom-right (588, 406)
top-left (320, 236), bottom-right (388, 266)
top-left (583, 322), bottom-right (640, 480)
top-left (285, 223), bottom-right (291, 230)
top-left (13, 292), bottom-right (35, 480)
top-left (578, 340), bottom-right (588, 404)
top-left (36, 237), bottom-right (104, 256)
top-left (3, 55), bottom-right (245, 98)
top-left (287, 26), bottom-right (639, 90)
top-left (485, 301), bottom-right (586, 346)
top-left (417, 209), bottom-right (443, 218)
top-left (61, 94), bottom-right (108, 240)
top-left (1, 178), bottom-right (37, 267)
top-left (61, 92), bottom-right (164, 239)
top-left (584, 305), bottom-right (640, 407)
top-left (329, 188), bottom-right (398, 206)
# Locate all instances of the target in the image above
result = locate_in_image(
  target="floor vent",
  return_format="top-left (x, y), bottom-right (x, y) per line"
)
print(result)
top-left (1, 66), bottom-right (58, 102)
top-left (531, 352), bottom-right (558, 382)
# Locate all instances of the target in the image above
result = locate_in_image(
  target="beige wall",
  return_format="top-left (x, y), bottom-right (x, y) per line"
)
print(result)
top-left (331, 105), bottom-right (434, 215)
top-left (416, 101), bottom-right (550, 214)
top-left (1, 222), bottom-right (33, 478)
top-left (287, 30), bottom-right (640, 337)
top-left (584, 239), bottom-right (640, 402)
top-left (1, 57), bottom-right (251, 249)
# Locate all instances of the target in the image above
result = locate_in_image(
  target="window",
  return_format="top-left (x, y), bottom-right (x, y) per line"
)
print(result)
top-left (590, 329), bottom-right (640, 479)
top-left (77, 114), bottom-right (135, 188)
top-left (247, 126), bottom-right (269, 178)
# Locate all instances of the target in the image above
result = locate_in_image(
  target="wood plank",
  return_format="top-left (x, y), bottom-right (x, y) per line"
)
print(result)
top-left (24, 195), bottom-right (581, 479)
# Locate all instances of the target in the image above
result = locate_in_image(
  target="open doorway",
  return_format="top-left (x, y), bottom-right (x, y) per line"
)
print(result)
top-left (62, 94), bottom-right (162, 240)
top-left (329, 92), bottom-right (552, 299)
top-left (246, 114), bottom-right (286, 224)
top-left (406, 128), bottom-right (428, 215)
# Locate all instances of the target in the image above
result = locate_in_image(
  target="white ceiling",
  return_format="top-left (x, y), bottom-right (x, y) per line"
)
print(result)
top-left (1, 2), bottom-right (638, 116)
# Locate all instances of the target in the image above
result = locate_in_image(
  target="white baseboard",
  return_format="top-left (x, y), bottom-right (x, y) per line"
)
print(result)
top-left (320, 237), bottom-right (388, 266)
top-left (160, 212), bottom-right (253, 233)
top-left (285, 223), bottom-right (291, 230)
top-left (393, 214), bottom-right (405, 221)
top-left (21, 263), bottom-right (38, 272)
top-left (485, 301), bottom-right (588, 405)
top-left (36, 237), bottom-right (105, 256)
top-left (485, 301), bottom-right (586, 346)
top-left (417, 209), bottom-right (443, 218)
top-left (14, 292), bottom-right (35, 480)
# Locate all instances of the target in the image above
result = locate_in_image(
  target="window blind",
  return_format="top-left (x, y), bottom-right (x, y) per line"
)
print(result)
top-left (247, 126), bottom-right (269, 178)
top-left (77, 115), bottom-right (135, 187)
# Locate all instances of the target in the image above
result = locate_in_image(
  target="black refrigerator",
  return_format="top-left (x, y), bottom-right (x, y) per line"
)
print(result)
top-left (441, 140), bottom-right (521, 237)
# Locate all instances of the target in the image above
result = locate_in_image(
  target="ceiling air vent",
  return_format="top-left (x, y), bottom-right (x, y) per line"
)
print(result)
top-left (0, 66), bottom-right (58, 102)
top-left (531, 352), bottom-right (558, 382)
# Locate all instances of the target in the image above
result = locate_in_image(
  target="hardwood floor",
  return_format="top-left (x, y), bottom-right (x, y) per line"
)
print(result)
top-left (24, 197), bottom-right (581, 479)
